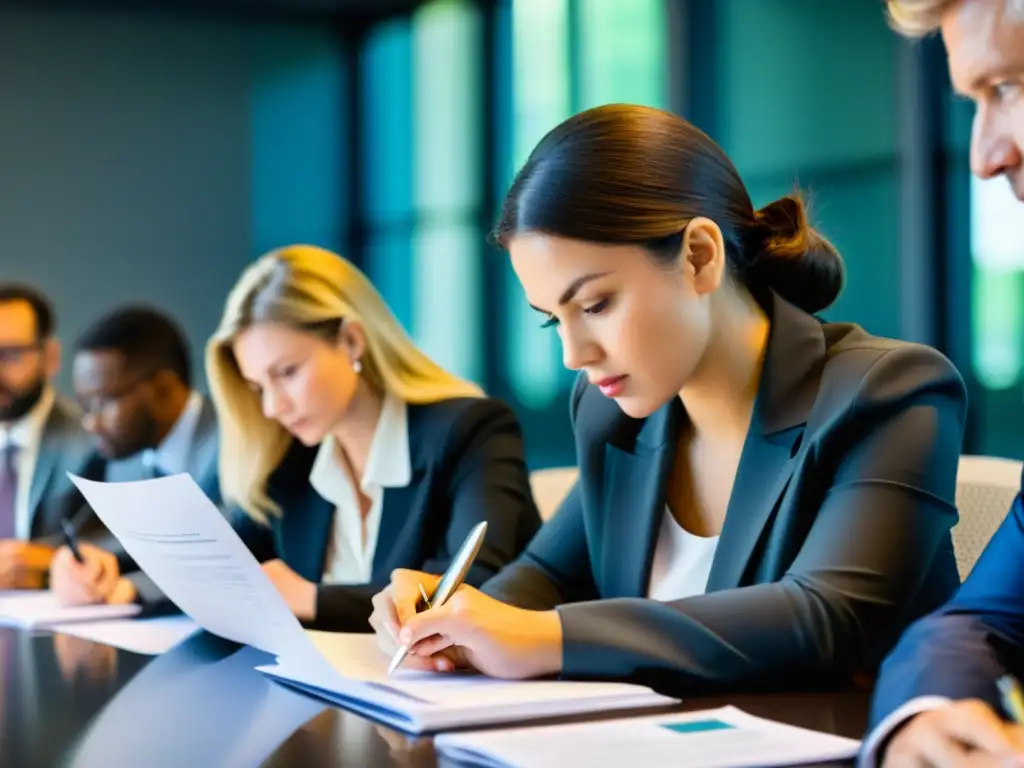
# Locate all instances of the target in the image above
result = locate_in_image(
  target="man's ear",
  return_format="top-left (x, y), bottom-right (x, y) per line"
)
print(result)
top-left (42, 338), bottom-right (62, 380)
top-left (149, 369), bottom-right (185, 398)
top-left (680, 217), bottom-right (727, 296)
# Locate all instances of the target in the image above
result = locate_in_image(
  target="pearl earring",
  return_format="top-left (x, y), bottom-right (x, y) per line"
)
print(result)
top-left (353, 359), bottom-right (362, 375)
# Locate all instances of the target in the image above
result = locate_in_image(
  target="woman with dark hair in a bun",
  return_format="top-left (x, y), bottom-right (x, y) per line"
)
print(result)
top-left (369, 103), bottom-right (966, 696)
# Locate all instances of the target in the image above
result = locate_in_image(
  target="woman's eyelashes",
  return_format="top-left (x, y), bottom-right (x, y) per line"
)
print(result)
top-left (539, 297), bottom-right (613, 329)
top-left (261, 362), bottom-right (300, 384)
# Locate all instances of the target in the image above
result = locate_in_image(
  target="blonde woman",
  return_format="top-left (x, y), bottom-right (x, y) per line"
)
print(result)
top-left (209, 244), bottom-right (541, 630)
top-left (55, 245), bottom-right (541, 630)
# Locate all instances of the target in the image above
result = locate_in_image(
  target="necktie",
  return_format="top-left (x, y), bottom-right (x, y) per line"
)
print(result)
top-left (0, 444), bottom-right (18, 540)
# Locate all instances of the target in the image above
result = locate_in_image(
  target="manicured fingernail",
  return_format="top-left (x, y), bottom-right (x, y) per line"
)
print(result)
top-left (399, 628), bottom-right (411, 644)
top-left (435, 659), bottom-right (448, 671)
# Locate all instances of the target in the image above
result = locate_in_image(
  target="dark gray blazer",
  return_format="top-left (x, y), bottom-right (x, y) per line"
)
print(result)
top-left (29, 396), bottom-right (98, 544)
top-left (484, 292), bottom-right (967, 698)
top-left (103, 397), bottom-right (220, 501)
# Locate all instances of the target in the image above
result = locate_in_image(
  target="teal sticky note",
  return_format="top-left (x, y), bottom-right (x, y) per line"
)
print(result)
top-left (662, 719), bottom-right (736, 734)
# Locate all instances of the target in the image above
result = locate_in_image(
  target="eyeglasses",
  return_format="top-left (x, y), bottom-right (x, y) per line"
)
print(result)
top-left (78, 371), bottom-right (156, 417)
top-left (0, 343), bottom-right (42, 366)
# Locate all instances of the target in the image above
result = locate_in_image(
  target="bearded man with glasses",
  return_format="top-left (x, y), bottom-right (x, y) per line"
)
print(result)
top-left (0, 283), bottom-right (96, 589)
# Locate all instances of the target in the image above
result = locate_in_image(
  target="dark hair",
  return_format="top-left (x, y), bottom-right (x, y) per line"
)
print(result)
top-left (0, 283), bottom-right (56, 340)
top-left (491, 104), bottom-right (844, 314)
top-left (76, 305), bottom-right (192, 386)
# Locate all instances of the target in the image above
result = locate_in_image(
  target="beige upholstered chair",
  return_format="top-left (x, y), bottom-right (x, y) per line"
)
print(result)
top-left (529, 467), bottom-right (579, 522)
top-left (952, 454), bottom-right (1021, 581)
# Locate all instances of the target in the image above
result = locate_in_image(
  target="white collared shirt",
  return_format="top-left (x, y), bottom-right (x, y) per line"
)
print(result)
top-left (647, 505), bottom-right (720, 601)
top-left (141, 391), bottom-right (204, 477)
top-left (0, 386), bottom-right (57, 540)
top-left (311, 393), bottom-right (412, 585)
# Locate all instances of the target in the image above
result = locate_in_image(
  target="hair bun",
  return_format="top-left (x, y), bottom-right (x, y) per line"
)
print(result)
top-left (749, 193), bottom-right (845, 314)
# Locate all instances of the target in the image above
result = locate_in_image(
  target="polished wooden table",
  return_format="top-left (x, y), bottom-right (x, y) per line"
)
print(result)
top-left (0, 625), bottom-right (870, 766)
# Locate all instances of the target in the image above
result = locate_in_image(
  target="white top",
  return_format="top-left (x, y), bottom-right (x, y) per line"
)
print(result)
top-left (310, 393), bottom-right (412, 585)
top-left (647, 505), bottom-right (720, 601)
top-left (141, 391), bottom-right (205, 476)
top-left (0, 386), bottom-right (56, 540)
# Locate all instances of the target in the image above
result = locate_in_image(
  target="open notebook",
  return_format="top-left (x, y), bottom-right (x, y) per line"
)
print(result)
top-left (0, 591), bottom-right (140, 628)
top-left (70, 472), bottom-right (678, 734)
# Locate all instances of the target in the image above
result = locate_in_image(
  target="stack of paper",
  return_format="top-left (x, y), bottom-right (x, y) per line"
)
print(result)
top-left (70, 473), bottom-right (679, 733)
top-left (259, 632), bottom-right (675, 733)
top-left (0, 591), bottom-right (140, 628)
top-left (435, 706), bottom-right (863, 768)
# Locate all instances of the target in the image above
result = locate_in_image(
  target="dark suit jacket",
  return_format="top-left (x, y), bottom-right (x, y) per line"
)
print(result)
top-left (869, 469), bottom-right (1024, 727)
top-left (232, 396), bottom-right (541, 632)
top-left (28, 397), bottom-right (99, 545)
top-left (103, 397), bottom-right (220, 605)
top-left (103, 397), bottom-right (220, 502)
top-left (483, 292), bottom-right (966, 698)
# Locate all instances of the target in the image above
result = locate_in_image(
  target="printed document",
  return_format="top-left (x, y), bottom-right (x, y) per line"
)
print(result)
top-left (435, 705), bottom-right (863, 768)
top-left (70, 473), bottom-right (678, 732)
top-left (69, 473), bottom-right (314, 658)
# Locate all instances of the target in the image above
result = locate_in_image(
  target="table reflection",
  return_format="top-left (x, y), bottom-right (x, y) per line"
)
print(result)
top-left (63, 633), bottom-right (326, 767)
top-left (0, 627), bottom-right (146, 767)
top-left (0, 622), bottom-right (872, 767)
top-left (53, 632), bottom-right (118, 685)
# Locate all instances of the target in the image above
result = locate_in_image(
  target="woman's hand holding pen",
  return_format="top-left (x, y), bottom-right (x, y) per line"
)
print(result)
top-left (370, 569), bottom-right (447, 667)
top-left (369, 568), bottom-right (565, 680)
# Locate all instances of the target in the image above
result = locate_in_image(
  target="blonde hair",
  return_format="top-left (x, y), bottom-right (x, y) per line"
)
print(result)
top-left (207, 244), bottom-right (483, 523)
top-left (887, 0), bottom-right (1024, 36)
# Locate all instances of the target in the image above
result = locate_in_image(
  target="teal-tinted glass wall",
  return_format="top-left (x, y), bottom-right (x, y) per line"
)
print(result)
top-left (357, 0), bottom-right (668, 468)
top-left (354, 0), bottom-right (986, 468)
top-left (714, 0), bottom-right (902, 338)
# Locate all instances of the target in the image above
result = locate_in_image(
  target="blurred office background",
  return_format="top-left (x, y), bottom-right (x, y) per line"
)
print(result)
top-left (1, 0), bottom-right (1022, 467)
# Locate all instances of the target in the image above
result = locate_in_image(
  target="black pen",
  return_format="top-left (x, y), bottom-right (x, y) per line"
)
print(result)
top-left (60, 517), bottom-right (85, 564)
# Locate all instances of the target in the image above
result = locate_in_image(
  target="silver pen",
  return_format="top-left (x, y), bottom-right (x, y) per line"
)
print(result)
top-left (387, 521), bottom-right (488, 676)
top-left (998, 674), bottom-right (1024, 724)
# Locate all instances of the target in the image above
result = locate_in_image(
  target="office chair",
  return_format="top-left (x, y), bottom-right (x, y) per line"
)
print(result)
top-left (952, 454), bottom-right (1022, 580)
top-left (529, 467), bottom-right (579, 522)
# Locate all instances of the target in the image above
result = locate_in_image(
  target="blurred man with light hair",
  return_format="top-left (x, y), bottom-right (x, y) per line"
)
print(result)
top-left (862, 1), bottom-right (1024, 766)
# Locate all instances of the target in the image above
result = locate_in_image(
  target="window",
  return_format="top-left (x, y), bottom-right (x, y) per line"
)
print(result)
top-left (971, 175), bottom-right (1024, 391)
top-left (505, 0), bottom-right (571, 409)
top-left (359, 1), bottom-right (483, 382)
top-left (968, 173), bottom-right (1024, 459)
top-left (412, 0), bottom-right (483, 381)
top-left (504, 0), bottom-right (668, 411)
top-left (577, 0), bottom-right (666, 110)
top-left (360, 18), bottom-right (414, 329)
